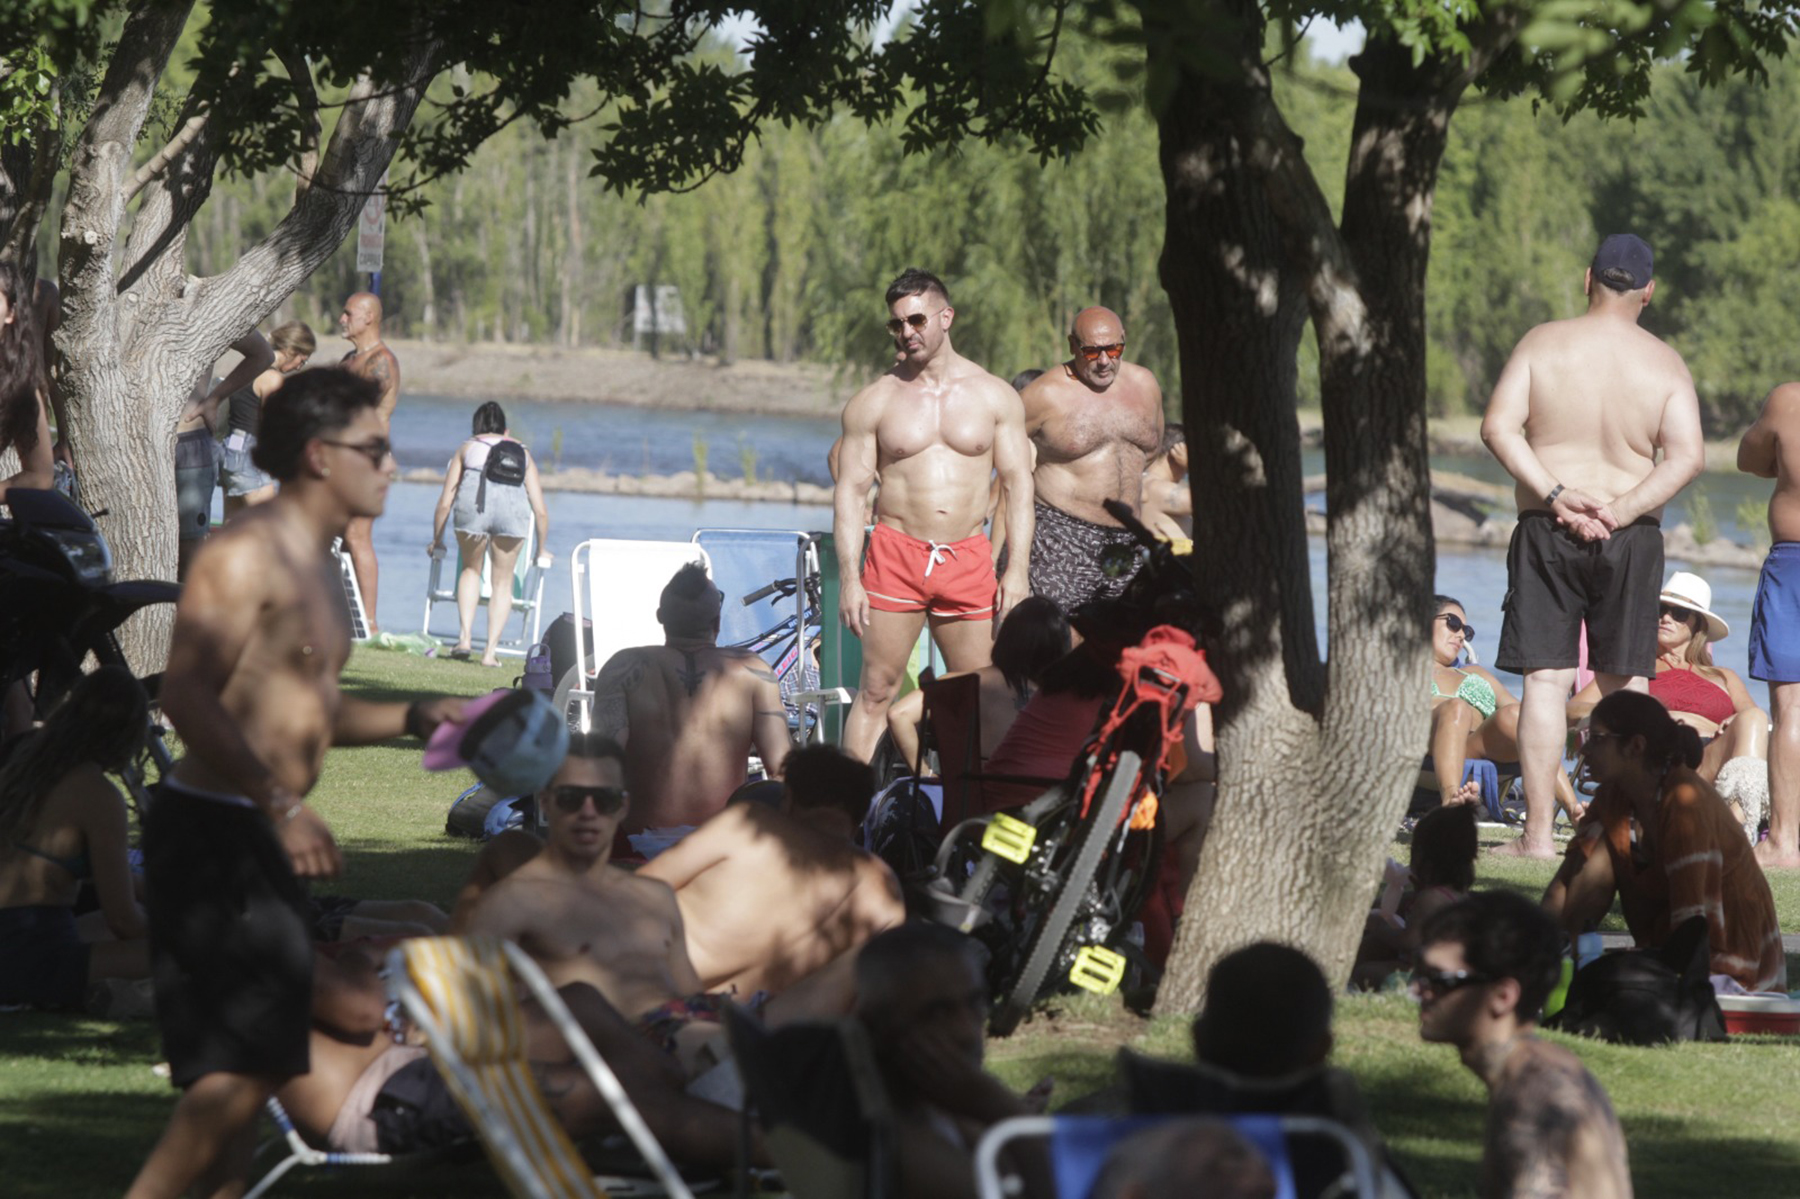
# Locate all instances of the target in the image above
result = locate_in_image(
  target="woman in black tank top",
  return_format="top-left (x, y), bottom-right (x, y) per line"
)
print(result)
top-left (220, 321), bottom-right (315, 515)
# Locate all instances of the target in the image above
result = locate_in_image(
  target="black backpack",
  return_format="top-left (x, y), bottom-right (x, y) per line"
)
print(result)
top-left (1545, 916), bottom-right (1729, 1045)
top-left (476, 438), bottom-right (528, 512)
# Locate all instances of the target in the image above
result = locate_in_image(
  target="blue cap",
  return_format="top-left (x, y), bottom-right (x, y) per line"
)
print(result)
top-left (1592, 234), bottom-right (1653, 291)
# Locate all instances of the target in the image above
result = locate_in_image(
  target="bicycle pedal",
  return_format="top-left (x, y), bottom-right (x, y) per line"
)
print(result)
top-left (980, 812), bottom-right (1037, 864)
top-left (1069, 945), bottom-right (1127, 996)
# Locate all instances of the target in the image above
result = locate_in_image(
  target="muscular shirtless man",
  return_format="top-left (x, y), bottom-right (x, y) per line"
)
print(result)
top-left (467, 733), bottom-right (730, 1076)
top-left (835, 267), bottom-right (1034, 762)
top-left (1019, 306), bottom-right (1163, 613)
top-left (1481, 235), bottom-right (1703, 858)
top-left (641, 744), bottom-right (903, 1006)
top-left (591, 562), bottom-right (792, 834)
top-left (127, 368), bottom-right (463, 1199)
top-left (1739, 384), bottom-right (1800, 867)
top-left (339, 292), bottom-right (400, 633)
top-left (1416, 892), bottom-right (1633, 1199)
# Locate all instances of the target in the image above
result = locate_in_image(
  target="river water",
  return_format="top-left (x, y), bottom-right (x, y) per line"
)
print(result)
top-left (314, 393), bottom-right (1773, 709)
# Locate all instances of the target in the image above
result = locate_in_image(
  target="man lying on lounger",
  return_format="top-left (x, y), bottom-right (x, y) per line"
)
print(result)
top-left (466, 731), bottom-right (827, 1077)
top-left (277, 944), bottom-right (750, 1169)
top-left (641, 744), bottom-right (904, 1011)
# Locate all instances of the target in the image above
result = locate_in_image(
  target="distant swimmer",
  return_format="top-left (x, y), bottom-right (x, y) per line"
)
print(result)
top-left (1481, 234), bottom-right (1703, 859)
top-left (833, 267), bottom-right (1034, 762)
top-left (1019, 306), bottom-right (1163, 614)
top-left (590, 562), bottom-right (793, 836)
top-left (338, 291), bottom-right (400, 632)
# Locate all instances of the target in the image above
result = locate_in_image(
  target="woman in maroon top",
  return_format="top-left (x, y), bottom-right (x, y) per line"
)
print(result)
top-left (1570, 572), bottom-right (1765, 795)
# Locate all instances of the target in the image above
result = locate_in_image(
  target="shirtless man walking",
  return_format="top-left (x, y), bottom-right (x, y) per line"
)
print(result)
top-left (127, 368), bottom-right (462, 1198)
top-left (1738, 384), bottom-right (1800, 867)
top-left (1416, 892), bottom-right (1633, 1198)
top-left (591, 561), bottom-right (793, 834)
top-left (1019, 306), bottom-right (1163, 613)
top-left (835, 267), bottom-right (1034, 762)
top-left (1481, 235), bottom-right (1704, 858)
top-left (339, 291), bottom-right (400, 633)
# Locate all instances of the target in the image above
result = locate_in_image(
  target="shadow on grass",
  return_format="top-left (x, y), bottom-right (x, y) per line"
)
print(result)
top-left (1, 1090), bottom-right (175, 1198)
top-left (0, 1011), bottom-right (161, 1066)
top-left (322, 834), bottom-right (491, 908)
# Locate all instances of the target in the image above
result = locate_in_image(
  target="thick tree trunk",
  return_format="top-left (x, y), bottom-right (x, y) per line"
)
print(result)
top-left (1149, 21), bottom-right (1456, 1011)
top-left (53, 8), bottom-right (441, 670)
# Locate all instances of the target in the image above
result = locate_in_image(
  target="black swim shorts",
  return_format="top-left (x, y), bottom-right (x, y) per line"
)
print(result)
top-left (1494, 510), bottom-right (1663, 678)
top-left (1028, 498), bottom-right (1140, 615)
top-left (369, 1056), bottom-right (474, 1154)
top-left (143, 783), bottom-right (313, 1089)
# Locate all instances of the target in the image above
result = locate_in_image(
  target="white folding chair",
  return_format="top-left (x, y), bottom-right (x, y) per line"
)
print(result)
top-left (558, 539), bottom-right (711, 733)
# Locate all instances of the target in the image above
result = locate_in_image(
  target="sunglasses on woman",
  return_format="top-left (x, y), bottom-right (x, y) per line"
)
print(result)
top-left (550, 785), bottom-right (628, 816)
top-left (1436, 613), bottom-right (1476, 641)
top-left (1659, 603), bottom-right (1697, 623)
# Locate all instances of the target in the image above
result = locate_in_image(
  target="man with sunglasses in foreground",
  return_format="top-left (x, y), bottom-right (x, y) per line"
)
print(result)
top-left (834, 267), bottom-right (1035, 762)
top-left (1415, 892), bottom-right (1632, 1199)
top-left (1017, 305), bottom-right (1164, 613)
top-left (129, 369), bottom-right (467, 1199)
top-left (469, 732), bottom-right (744, 1079)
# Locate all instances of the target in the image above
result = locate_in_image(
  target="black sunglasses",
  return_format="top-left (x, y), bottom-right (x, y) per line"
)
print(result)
top-left (1436, 613), bottom-right (1476, 642)
top-left (319, 436), bottom-right (394, 468)
top-left (1409, 966), bottom-right (1495, 997)
top-left (550, 785), bottom-right (628, 816)
top-left (1659, 603), bottom-right (1698, 623)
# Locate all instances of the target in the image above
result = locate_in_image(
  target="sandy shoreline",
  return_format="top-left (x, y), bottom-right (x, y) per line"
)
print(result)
top-left (392, 338), bottom-right (852, 418)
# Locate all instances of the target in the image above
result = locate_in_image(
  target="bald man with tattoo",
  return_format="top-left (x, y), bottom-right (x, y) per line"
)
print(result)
top-left (1416, 893), bottom-right (1632, 1199)
top-left (339, 291), bottom-right (400, 632)
top-left (590, 563), bottom-right (794, 837)
top-left (1019, 306), bottom-right (1164, 613)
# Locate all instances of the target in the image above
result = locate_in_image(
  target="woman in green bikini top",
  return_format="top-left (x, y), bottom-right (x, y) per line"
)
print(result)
top-left (1429, 595), bottom-right (1584, 821)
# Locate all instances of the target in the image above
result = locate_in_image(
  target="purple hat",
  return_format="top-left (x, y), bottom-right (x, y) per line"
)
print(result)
top-left (1592, 234), bottom-right (1653, 292)
top-left (423, 688), bottom-right (568, 797)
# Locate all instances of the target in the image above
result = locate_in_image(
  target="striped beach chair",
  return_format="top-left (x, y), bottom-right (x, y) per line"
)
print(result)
top-left (244, 1094), bottom-right (402, 1199)
top-left (387, 936), bottom-right (696, 1199)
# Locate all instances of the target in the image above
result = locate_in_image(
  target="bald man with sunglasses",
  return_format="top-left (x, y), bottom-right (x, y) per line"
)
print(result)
top-left (1019, 306), bottom-right (1165, 614)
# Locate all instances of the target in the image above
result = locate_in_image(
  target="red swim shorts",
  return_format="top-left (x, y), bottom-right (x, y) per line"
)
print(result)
top-left (861, 523), bottom-right (996, 621)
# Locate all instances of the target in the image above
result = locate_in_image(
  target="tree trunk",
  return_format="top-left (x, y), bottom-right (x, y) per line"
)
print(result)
top-left (54, 10), bottom-right (441, 670)
top-left (1149, 18), bottom-right (1459, 1010)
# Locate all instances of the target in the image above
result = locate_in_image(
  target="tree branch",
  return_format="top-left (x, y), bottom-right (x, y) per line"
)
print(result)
top-left (124, 101), bottom-right (213, 204)
top-left (277, 46), bottom-right (321, 203)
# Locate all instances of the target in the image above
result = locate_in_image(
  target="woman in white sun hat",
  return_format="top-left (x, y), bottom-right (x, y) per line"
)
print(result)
top-left (1571, 571), bottom-right (1767, 832)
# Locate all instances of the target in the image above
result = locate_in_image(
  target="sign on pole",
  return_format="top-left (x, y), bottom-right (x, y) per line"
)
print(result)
top-left (355, 171), bottom-right (388, 274)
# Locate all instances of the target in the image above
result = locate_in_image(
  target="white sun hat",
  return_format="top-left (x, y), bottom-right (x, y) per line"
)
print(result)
top-left (1659, 572), bottom-right (1729, 642)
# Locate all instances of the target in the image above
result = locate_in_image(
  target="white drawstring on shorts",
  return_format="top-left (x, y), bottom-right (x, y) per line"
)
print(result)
top-left (924, 540), bottom-right (957, 577)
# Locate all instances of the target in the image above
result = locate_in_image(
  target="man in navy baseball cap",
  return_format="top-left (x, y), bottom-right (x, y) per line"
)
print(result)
top-left (1590, 233), bottom-right (1654, 293)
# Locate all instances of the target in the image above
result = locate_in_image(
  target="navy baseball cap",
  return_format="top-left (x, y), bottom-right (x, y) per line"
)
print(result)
top-left (1591, 234), bottom-right (1653, 291)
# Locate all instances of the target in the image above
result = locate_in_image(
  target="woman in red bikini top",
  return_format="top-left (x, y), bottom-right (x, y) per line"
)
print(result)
top-left (1570, 571), bottom-right (1765, 785)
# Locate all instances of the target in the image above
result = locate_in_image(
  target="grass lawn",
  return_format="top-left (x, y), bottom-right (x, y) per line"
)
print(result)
top-left (5, 647), bottom-right (1800, 1196)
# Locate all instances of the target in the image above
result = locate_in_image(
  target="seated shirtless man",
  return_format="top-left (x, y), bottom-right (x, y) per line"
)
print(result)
top-left (278, 944), bottom-right (748, 1168)
top-left (641, 745), bottom-right (903, 1008)
top-left (592, 562), bottom-right (793, 838)
top-left (467, 731), bottom-right (732, 1076)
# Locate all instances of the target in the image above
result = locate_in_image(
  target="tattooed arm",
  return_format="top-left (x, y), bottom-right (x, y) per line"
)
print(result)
top-left (591, 650), bottom-right (646, 746)
top-left (742, 654), bottom-right (792, 779)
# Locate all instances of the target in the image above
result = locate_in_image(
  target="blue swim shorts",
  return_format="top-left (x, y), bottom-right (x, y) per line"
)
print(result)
top-left (1749, 542), bottom-right (1800, 683)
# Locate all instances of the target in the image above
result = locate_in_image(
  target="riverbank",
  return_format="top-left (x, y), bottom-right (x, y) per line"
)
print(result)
top-left (393, 338), bottom-right (850, 417)
top-left (399, 463), bottom-right (1769, 570)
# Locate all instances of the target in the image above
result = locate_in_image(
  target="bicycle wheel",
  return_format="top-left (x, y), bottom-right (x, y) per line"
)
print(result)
top-left (989, 750), bottom-right (1142, 1036)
